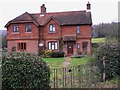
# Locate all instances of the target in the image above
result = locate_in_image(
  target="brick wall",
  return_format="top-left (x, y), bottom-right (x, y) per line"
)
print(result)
top-left (44, 19), bottom-right (61, 40)
top-left (8, 40), bottom-right (38, 54)
top-left (7, 22), bottom-right (39, 40)
top-left (7, 22), bottom-right (39, 53)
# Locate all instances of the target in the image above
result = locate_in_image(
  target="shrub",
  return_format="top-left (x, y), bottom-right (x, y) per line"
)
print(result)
top-left (96, 42), bottom-right (120, 81)
top-left (43, 50), bottom-right (53, 58)
top-left (2, 52), bottom-right (50, 89)
top-left (50, 51), bottom-right (65, 58)
top-left (92, 43), bottom-right (100, 48)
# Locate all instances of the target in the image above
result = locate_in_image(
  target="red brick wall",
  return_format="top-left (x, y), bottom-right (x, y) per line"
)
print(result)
top-left (61, 25), bottom-right (91, 55)
top-left (61, 25), bottom-right (91, 37)
top-left (62, 26), bottom-right (76, 37)
top-left (8, 40), bottom-right (38, 54)
top-left (44, 19), bottom-right (61, 40)
top-left (7, 21), bottom-right (91, 55)
top-left (7, 22), bottom-right (39, 53)
top-left (77, 25), bottom-right (91, 38)
top-left (7, 22), bottom-right (39, 40)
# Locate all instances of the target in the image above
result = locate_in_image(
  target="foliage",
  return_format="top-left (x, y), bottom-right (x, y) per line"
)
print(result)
top-left (93, 76), bottom-right (120, 88)
top-left (50, 51), bottom-right (65, 58)
top-left (43, 50), bottom-right (53, 58)
top-left (96, 42), bottom-right (120, 80)
top-left (92, 22), bottom-right (118, 38)
top-left (2, 52), bottom-right (50, 89)
top-left (0, 30), bottom-right (7, 48)
top-left (92, 43), bottom-right (100, 48)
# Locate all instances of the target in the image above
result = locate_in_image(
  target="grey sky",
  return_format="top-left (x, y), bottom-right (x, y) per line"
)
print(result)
top-left (0, 0), bottom-right (119, 30)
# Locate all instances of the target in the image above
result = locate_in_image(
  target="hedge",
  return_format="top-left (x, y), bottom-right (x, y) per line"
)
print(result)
top-left (50, 51), bottom-right (65, 58)
top-left (96, 42), bottom-right (120, 81)
top-left (2, 52), bottom-right (50, 89)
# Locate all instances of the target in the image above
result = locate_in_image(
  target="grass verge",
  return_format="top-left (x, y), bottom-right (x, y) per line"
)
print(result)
top-left (42, 57), bottom-right (65, 68)
top-left (70, 55), bottom-right (95, 67)
top-left (92, 38), bottom-right (105, 43)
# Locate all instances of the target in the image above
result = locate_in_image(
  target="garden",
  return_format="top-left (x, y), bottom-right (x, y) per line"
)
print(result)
top-left (1, 38), bottom-right (120, 89)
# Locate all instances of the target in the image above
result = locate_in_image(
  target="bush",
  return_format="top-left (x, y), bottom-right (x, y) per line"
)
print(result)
top-left (43, 50), bottom-right (53, 58)
top-left (96, 42), bottom-right (120, 81)
top-left (50, 51), bottom-right (65, 58)
top-left (2, 52), bottom-right (50, 89)
top-left (92, 43), bottom-right (100, 48)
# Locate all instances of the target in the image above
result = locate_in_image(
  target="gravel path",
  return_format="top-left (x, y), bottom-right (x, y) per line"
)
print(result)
top-left (62, 57), bottom-right (71, 68)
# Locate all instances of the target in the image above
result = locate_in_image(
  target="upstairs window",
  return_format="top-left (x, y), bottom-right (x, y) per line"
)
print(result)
top-left (48, 41), bottom-right (58, 50)
top-left (76, 26), bottom-right (80, 34)
top-left (13, 25), bottom-right (19, 32)
top-left (18, 42), bottom-right (26, 51)
top-left (25, 24), bottom-right (32, 32)
top-left (49, 24), bottom-right (55, 32)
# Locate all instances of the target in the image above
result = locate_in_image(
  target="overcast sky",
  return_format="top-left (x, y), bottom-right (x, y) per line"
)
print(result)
top-left (0, 0), bottom-right (119, 30)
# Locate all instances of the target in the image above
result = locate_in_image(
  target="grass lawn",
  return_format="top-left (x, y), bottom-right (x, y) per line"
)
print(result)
top-left (70, 56), bottom-right (95, 67)
top-left (42, 58), bottom-right (65, 68)
top-left (92, 38), bottom-right (106, 43)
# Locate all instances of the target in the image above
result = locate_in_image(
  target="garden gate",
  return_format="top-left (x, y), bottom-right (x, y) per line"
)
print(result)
top-left (50, 62), bottom-right (101, 88)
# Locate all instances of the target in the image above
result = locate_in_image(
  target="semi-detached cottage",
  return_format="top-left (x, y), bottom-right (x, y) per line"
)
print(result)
top-left (5, 2), bottom-right (92, 56)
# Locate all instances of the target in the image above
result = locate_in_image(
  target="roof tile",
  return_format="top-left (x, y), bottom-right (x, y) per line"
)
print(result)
top-left (5, 10), bottom-right (92, 27)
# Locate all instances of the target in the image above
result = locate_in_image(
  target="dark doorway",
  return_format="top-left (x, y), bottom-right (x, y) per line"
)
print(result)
top-left (67, 42), bottom-right (73, 54)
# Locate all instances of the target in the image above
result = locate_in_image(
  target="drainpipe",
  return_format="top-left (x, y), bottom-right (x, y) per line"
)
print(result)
top-left (42, 26), bottom-right (45, 50)
top-left (38, 25), bottom-right (40, 56)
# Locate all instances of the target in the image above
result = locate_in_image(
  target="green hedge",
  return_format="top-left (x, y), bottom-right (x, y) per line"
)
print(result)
top-left (2, 52), bottom-right (50, 89)
top-left (96, 42), bottom-right (120, 81)
top-left (50, 51), bottom-right (65, 58)
top-left (92, 43), bottom-right (100, 48)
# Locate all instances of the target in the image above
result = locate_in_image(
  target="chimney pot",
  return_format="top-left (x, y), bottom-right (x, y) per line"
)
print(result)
top-left (87, 2), bottom-right (91, 10)
top-left (41, 4), bottom-right (46, 15)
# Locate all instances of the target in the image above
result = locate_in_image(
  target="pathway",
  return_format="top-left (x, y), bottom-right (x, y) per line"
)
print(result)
top-left (62, 56), bottom-right (71, 68)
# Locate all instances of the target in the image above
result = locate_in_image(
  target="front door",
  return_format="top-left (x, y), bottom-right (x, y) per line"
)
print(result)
top-left (67, 42), bottom-right (73, 54)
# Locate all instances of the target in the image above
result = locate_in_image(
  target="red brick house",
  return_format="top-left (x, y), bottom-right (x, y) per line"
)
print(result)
top-left (5, 2), bottom-right (92, 56)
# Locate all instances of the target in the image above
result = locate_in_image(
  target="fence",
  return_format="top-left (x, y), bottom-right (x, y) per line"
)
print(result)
top-left (50, 62), bottom-right (101, 88)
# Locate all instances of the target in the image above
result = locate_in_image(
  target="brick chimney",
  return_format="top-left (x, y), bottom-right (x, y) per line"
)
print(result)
top-left (86, 2), bottom-right (91, 12)
top-left (41, 4), bottom-right (46, 15)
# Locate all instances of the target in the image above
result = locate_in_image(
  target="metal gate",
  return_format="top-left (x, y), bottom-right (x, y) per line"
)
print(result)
top-left (50, 63), bottom-right (101, 88)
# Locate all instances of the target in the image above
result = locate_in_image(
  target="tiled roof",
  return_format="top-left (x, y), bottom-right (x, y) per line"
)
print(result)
top-left (5, 12), bottom-right (39, 27)
top-left (5, 10), bottom-right (92, 27)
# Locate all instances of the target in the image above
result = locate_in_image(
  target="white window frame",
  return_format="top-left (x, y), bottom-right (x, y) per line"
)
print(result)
top-left (13, 25), bottom-right (19, 33)
top-left (25, 24), bottom-right (32, 32)
top-left (49, 24), bottom-right (55, 32)
top-left (76, 26), bottom-right (80, 34)
top-left (48, 41), bottom-right (58, 50)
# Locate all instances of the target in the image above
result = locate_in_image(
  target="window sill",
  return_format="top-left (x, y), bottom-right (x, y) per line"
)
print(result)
top-left (25, 32), bottom-right (32, 33)
top-left (48, 31), bottom-right (56, 34)
top-left (12, 32), bottom-right (19, 34)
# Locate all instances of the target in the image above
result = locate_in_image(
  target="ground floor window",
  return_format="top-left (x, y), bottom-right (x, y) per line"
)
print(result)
top-left (18, 42), bottom-right (26, 51)
top-left (48, 41), bottom-right (58, 50)
top-left (77, 43), bottom-right (80, 49)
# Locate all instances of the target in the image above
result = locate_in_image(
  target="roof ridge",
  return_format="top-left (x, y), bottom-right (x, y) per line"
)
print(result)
top-left (30, 10), bottom-right (86, 15)
top-left (47, 10), bottom-right (86, 14)
top-left (11, 12), bottom-right (29, 21)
